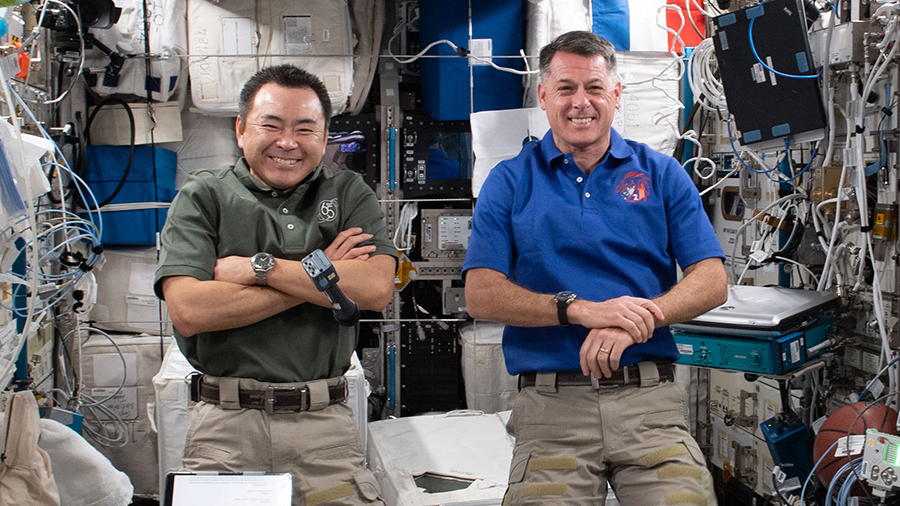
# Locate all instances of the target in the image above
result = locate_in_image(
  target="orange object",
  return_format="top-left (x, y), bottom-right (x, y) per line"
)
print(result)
top-left (13, 42), bottom-right (29, 79)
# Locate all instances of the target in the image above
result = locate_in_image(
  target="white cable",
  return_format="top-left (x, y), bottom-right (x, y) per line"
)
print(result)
top-left (699, 165), bottom-right (740, 197)
top-left (42, 0), bottom-right (85, 105)
top-left (817, 166), bottom-right (849, 291)
top-left (773, 255), bottom-right (820, 286)
top-left (729, 194), bottom-right (807, 282)
top-left (687, 39), bottom-right (727, 114)
top-left (0, 57), bottom-right (42, 390)
top-left (657, 5), bottom-right (687, 55)
top-left (392, 201), bottom-right (418, 251)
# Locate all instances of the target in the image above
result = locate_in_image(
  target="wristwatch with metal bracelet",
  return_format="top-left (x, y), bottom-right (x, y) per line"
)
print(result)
top-left (250, 252), bottom-right (275, 285)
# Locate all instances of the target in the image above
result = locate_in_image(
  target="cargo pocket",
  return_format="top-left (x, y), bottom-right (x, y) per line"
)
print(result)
top-left (508, 449), bottom-right (531, 484)
top-left (682, 438), bottom-right (708, 468)
top-left (352, 470), bottom-right (383, 503)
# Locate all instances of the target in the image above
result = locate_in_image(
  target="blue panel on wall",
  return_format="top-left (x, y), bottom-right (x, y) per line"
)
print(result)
top-left (419, 0), bottom-right (524, 120)
top-left (592, 0), bottom-right (631, 50)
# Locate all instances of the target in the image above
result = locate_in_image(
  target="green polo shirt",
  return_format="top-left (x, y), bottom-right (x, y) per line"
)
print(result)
top-left (154, 159), bottom-right (397, 383)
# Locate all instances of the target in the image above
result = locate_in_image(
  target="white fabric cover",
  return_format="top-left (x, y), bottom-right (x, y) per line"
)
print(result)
top-left (460, 322), bottom-right (518, 413)
top-left (347, 0), bottom-right (383, 114)
top-left (85, 0), bottom-right (188, 103)
top-left (157, 106), bottom-right (242, 190)
top-left (0, 391), bottom-right (60, 506)
top-left (187, 0), bottom-right (353, 115)
top-left (92, 247), bottom-right (173, 335)
top-left (38, 418), bottom-right (134, 506)
top-left (367, 411), bottom-right (514, 506)
top-left (153, 340), bottom-right (197, 496)
top-left (81, 334), bottom-right (171, 496)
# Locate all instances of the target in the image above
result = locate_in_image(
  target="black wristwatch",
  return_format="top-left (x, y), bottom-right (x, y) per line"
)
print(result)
top-left (554, 291), bottom-right (577, 327)
top-left (250, 252), bottom-right (275, 285)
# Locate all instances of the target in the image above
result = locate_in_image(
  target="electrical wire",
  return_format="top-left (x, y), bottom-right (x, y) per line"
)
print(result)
top-left (747, 9), bottom-right (820, 79)
top-left (393, 201), bottom-right (418, 251)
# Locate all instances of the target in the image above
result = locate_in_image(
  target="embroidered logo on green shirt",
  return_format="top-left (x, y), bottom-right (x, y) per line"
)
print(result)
top-left (317, 198), bottom-right (338, 223)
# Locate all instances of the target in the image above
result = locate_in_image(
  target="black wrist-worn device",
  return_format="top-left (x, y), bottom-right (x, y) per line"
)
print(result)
top-left (250, 252), bottom-right (275, 285)
top-left (554, 290), bottom-right (577, 327)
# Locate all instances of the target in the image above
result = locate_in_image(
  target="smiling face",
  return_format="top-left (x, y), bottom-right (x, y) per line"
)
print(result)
top-left (236, 83), bottom-right (328, 191)
top-left (538, 51), bottom-right (621, 161)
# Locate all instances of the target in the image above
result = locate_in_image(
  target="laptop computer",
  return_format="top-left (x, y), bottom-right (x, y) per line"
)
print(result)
top-left (670, 285), bottom-right (839, 338)
top-left (162, 472), bottom-right (292, 506)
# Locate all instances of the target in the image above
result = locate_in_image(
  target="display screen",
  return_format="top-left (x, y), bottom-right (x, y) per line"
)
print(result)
top-left (427, 132), bottom-right (472, 180)
top-left (323, 130), bottom-right (367, 176)
top-left (885, 442), bottom-right (900, 466)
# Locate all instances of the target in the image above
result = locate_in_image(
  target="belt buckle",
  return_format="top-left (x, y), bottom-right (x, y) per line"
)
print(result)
top-left (265, 385), bottom-right (304, 415)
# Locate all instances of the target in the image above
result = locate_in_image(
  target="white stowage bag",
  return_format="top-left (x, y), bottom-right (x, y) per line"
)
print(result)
top-left (0, 391), bottom-right (60, 506)
top-left (84, 0), bottom-right (188, 103)
top-left (187, 0), bottom-right (354, 115)
top-left (37, 417), bottom-right (135, 506)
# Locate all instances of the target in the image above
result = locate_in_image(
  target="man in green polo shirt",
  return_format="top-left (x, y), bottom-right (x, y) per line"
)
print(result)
top-left (154, 65), bottom-right (396, 505)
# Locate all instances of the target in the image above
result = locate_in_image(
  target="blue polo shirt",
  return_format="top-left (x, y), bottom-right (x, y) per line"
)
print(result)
top-left (463, 128), bottom-right (724, 375)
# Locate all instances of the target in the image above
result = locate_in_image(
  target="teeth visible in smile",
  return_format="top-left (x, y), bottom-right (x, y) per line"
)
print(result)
top-left (272, 157), bottom-right (299, 164)
top-left (571, 118), bottom-right (592, 124)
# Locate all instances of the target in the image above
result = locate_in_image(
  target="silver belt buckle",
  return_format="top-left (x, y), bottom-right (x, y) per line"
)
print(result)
top-left (265, 385), bottom-right (298, 414)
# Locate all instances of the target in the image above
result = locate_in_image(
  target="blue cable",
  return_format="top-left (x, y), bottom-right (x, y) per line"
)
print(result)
top-left (748, 13), bottom-right (820, 79)
top-left (768, 144), bottom-right (818, 183)
top-left (44, 162), bottom-right (104, 240)
top-left (825, 458), bottom-right (860, 505)
top-left (837, 458), bottom-right (862, 505)
top-left (859, 355), bottom-right (900, 400)
top-left (726, 114), bottom-right (779, 174)
top-left (801, 439), bottom-right (840, 504)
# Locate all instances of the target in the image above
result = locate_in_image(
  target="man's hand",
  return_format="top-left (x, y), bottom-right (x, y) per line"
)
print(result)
top-left (579, 327), bottom-right (635, 378)
top-left (214, 255), bottom-right (255, 286)
top-left (570, 296), bottom-right (664, 343)
top-left (324, 227), bottom-right (376, 261)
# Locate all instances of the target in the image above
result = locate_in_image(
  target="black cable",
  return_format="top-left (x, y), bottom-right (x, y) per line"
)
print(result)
top-left (674, 99), bottom-right (702, 162)
top-left (83, 97), bottom-right (136, 208)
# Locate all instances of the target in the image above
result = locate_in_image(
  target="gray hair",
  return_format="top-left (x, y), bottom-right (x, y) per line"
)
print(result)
top-left (539, 31), bottom-right (618, 83)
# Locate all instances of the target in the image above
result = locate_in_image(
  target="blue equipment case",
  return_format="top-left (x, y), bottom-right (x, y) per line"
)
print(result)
top-left (672, 318), bottom-right (832, 375)
top-left (83, 145), bottom-right (177, 246)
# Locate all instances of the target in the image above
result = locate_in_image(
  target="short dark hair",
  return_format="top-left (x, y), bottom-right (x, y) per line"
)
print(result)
top-left (238, 64), bottom-right (332, 130)
top-left (539, 31), bottom-right (618, 83)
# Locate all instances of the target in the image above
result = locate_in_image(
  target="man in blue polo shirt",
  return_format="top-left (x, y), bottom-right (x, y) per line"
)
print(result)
top-left (464, 31), bottom-right (727, 505)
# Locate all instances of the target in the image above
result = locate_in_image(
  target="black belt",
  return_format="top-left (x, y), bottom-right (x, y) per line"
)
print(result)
top-left (191, 375), bottom-right (347, 414)
top-left (519, 362), bottom-right (674, 389)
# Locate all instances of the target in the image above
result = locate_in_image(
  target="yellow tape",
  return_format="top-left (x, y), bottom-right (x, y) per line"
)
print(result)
top-left (521, 483), bottom-right (567, 497)
top-left (658, 464), bottom-right (703, 480)
top-left (527, 457), bottom-right (577, 471)
top-left (306, 482), bottom-right (355, 506)
top-left (643, 445), bottom-right (689, 468)
top-left (665, 490), bottom-right (707, 506)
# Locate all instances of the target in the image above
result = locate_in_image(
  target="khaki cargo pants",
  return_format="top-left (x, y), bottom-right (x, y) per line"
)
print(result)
top-left (504, 375), bottom-right (716, 506)
top-left (181, 377), bottom-right (383, 506)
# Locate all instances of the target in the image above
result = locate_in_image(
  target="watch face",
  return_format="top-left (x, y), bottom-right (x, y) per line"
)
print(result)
top-left (556, 291), bottom-right (575, 303)
top-left (253, 253), bottom-right (275, 271)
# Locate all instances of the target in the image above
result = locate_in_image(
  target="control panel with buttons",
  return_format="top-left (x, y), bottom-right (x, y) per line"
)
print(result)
top-left (862, 429), bottom-right (900, 497)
